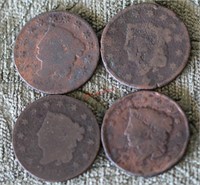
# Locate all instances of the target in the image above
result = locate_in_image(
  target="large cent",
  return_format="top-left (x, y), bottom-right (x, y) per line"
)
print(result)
top-left (14, 12), bottom-right (99, 94)
top-left (13, 96), bottom-right (100, 182)
top-left (101, 3), bottom-right (190, 89)
top-left (102, 91), bottom-right (189, 177)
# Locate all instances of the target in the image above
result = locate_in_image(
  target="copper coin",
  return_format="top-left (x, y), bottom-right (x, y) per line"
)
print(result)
top-left (101, 3), bottom-right (190, 89)
top-left (13, 95), bottom-right (100, 182)
top-left (102, 91), bottom-right (189, 177)
top-left (14, 12), bottom-right (99, 94)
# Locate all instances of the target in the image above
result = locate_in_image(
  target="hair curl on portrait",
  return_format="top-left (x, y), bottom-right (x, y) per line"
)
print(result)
top-left (124, 23), bottom-right (172, 76)
top-left (36, 25), bottom-right (85, 79)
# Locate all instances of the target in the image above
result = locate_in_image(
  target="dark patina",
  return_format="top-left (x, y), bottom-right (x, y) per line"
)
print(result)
top-left (102, 91), bottom-right (189, 177)
top-left (13, 95), bottom-right (100, 182)
top-left (101, 3), bottom-right (190, 89)
top-left (14, 12), bottom-right (99, 94)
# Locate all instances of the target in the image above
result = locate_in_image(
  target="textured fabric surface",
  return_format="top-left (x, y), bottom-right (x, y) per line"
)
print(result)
top-left (0, 0), bottom-right (200, 184)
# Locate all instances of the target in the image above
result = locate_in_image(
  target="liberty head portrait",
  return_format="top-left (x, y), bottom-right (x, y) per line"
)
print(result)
top-left (37, 112), bottom-right (85, 165)
top-left (124, 108), bottom-right (173, 162)
top-left (36, 25), bottom-right (85, 79)
top-left (124, 23), bottom-right (172, 76)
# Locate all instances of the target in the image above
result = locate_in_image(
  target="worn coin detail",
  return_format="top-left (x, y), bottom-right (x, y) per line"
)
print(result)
top-left (13, 95), bottom-right (100, 182)
top-left (102, 91), bottom-right (189, 177)
top-left (101, 3), bottom-right (190, 89)
top-left (14, 12), bottom-right (99, 94)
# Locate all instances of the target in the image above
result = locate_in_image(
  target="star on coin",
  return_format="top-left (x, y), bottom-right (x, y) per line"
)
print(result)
top-left (160, 14), bottom-right (167, 21)
top-left (83, 31), bottom-right (91, 39)
top-left (19, 146), bottom-right (25, 152)
top-left (131, 11), bottom-right (139, 18)
top-left (169, 105), bottom-right (176, 113)
top-left (87, 139), bottom-right (94, 145)
top-left (36, 19), bottom-right (45, 27)
top-left (174, 34), bottom-right (182, 42)
top-left (74, 20), bottom-right (82, 28)
top-left (31, 109), bottom-right (36, 115)
top-left (170, 23), bottom-right (176, 29)
top-left (26, 158), bottom-right (33, 165)
top-left (110, 27), bottom-right (116, 33)
top-left (141, 76), bottom-right (150, 84)
top-left (82, 153), bottom-right (89, 160)
top-left (106, 54), bottom-right (114, 61)
top-left (125, 74), bottom-right (132, 81)
top-left (83, 57), bottom-right (90, 64)
top-left (105, 37), bottom-right (113, 47)
top-left (71, 104), bottom-right (77, 111)
top-left (170, 63), bottom-right (176, 70)
top-left (36, 165), bottom-right (43, 171)
top-left (17, 133), bottom-right (24, 139)
top-left (73, 162), bottom-right (79, 168)
top-left (84, 54), bottom-right (92, 63)
top-left (21, 119), bottom-right (28, 125)
top-left (28, 27), bottom-right (34, 34)
top-left (81, 114), bottom-right (87, 120)
top-left (175, 118), bottom-right (180, 124)
top-left (173, 145), bottom-right (180, 151)
top-left (118, 18), bottom-right (124, 24)
top-left (115, 109), bottom-right (121, 115)
top-left (147, 10), bottom-right (153, 17)
top-left (176, 131), bottom-right (182, 137)
top-left (57, 101), bottom-right (63, 107)
top-left (64, 15), bottom-right (71, 22)
top-left (157, 74), bottom-right (164, 80)
top-left (87, 126), bottom-right (93, 132)
top-left (176, 49), bottom-right (182, 57)
top-left (88, 41), bottom-right (94, 49)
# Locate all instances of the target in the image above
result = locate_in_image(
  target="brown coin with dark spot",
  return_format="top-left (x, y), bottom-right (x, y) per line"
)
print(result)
top-left (101, 3), bottom-right (190, 89)
top-left (13, 95), bottom-right (100, 182)
top-left (14, 11), bottom-right (99, 94)
top-left (102, 91), bottom-right (189, 177)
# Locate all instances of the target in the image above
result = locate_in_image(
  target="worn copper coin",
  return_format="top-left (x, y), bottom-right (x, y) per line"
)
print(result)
top-left (101, 3), bottom-right (190, 89)
top-left (102, 91), bottom-right (189, 177)
top-left (14, 12), bottom-right (99, 94)
top-left (13, 95), bottom-right (100, 182)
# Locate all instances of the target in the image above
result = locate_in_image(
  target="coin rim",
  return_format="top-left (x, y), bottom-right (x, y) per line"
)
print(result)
top-left (14, 11), bottom-right (99, 94)
top-left (12, 95), bottom-right (100, 182)
top-left (101, 90), bottom-right (190, 177)
top-left (100, 3), bottom-right (191, 89)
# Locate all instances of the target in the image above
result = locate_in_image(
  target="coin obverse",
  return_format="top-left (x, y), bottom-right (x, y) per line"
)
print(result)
top-left (102, 91), bottom-right (189, 177)
top-left (14, 11), bottom-right (99, 94)
top-left (13, 96), bottom-right (100, 182)
top-left (101, 3), bottom-right (191, 89)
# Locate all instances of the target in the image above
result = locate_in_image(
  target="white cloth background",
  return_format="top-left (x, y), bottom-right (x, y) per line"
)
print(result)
top-left (0, 0), bottom-right (200, 184)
